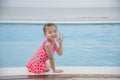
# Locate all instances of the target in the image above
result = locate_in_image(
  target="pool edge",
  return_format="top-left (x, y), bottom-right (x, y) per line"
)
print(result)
top-left (0, 20), bottom-right (120, 24)
top-left (0, 67), bottom-right (120, 77)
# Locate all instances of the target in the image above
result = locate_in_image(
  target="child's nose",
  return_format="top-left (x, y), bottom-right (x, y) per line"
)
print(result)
top-left (52, 32), bottom-right (56, 35)
top-left (51, 33), bottom-right (56, 36)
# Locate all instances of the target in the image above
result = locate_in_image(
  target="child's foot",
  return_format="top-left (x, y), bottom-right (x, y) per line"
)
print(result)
top-left (45, 68), bottom-right (50, 72)
top-left (45, 69), bottom-right (50, 72)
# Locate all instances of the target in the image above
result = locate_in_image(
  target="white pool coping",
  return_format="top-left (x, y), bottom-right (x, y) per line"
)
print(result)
top-left (0, 67), bottom-right (120, 76)
top-left (0, 20), bottom-right (120, 24)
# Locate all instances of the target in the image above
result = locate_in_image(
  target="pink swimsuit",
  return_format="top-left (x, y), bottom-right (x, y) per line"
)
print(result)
top-left (26, 40), bottom-right (55, 74)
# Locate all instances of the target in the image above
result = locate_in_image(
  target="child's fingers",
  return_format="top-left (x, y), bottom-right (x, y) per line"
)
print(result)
top-left (62, 34), bottom-right (64, 39)
top-left (59, 32), bottom-right (64, 39)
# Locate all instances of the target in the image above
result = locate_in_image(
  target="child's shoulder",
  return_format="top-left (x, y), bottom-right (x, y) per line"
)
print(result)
top-left (45, 42), bottom-right (51, 46)
top-left (43, 40), bottom-right (51, 46)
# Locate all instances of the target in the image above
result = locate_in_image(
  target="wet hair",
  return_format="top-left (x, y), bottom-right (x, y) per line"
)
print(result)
top-left (43, 23), bottom-right (57, 34)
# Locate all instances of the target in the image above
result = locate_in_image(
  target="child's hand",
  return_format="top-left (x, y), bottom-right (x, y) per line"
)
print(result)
top-left (53, 69), bottom-right (63, 73)
top-left (56, 33), bottom-right (64, 44)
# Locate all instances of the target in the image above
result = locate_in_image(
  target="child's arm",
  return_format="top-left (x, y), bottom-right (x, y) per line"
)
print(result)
top-left (54, 41), bottom-right (63, 56)
top-left (55, 33), bottom-right (64, 56)
top-left (44, 43), bottom-right (63, 73)
top-left (44, 43), bottom-right (55, 72)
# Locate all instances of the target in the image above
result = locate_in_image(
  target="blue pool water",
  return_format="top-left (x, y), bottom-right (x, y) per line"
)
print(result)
top-left (0, 23), bottom-right (120, 67)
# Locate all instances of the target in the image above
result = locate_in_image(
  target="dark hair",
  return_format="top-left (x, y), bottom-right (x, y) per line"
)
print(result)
top-left (43, 23), bottom-right (57, 34)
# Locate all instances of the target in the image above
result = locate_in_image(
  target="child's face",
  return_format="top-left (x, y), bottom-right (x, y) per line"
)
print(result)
top-left (44, 26), bottom-right (58, 40)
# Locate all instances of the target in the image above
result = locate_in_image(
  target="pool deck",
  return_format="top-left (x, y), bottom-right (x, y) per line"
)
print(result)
top-left (0, 67), bottom-right (120, 77)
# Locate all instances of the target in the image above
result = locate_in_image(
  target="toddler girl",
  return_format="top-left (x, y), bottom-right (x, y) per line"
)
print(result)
top-left (26, 23), bottom-right (63, 74)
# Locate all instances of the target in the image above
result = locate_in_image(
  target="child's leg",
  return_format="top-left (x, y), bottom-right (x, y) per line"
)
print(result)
top-left (45, 59), bottom-right (50, 72)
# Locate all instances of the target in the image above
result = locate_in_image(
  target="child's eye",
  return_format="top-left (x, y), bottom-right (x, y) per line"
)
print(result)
top-left (48, 31), bottom-right (52, 34)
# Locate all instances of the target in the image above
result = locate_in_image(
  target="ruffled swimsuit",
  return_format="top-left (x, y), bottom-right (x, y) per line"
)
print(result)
top-left (26, 40), bottom-right (55, 74)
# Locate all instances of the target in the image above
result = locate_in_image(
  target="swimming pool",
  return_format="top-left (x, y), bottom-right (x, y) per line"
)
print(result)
top-left (0, 23), bottom-right (120, 67)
